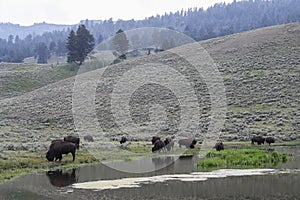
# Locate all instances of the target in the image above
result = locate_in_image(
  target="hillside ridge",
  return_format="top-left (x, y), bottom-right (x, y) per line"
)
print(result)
top-left (0, 22), bottom-right (299, 151)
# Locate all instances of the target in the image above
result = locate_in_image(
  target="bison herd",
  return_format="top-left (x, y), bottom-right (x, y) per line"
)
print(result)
top-left (151, 136), bottom-right (196, 153)
top-left (46, 134), bottom-right (276, 162)
top-left (251, 136), bottom-right (275, 146)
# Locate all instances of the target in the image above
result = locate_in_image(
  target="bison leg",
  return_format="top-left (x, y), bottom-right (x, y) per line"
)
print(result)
top-left (71, 151), bottom-right (75, 162)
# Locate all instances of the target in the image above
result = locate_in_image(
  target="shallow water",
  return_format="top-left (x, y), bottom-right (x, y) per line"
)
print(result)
top-left (0, 146), bottom-right (299, 200)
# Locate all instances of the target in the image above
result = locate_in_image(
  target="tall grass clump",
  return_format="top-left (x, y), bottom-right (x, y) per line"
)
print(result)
top-left (197, 149), bottom-right (288, 170)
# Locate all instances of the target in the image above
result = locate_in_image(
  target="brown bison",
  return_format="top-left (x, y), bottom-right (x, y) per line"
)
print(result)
top-left (83, 135), bottom-right (94, 142)
top-left (214, 141), bottom-right (224, 151)
top-left (46, 141), bottom-right (76, 162)
top-left (120, 136), bottom-right (127, 144)
top-left (251, 136), bottom-right (265, 145)
top-left (46, 169), bottom-right (77, 187)
top-left (64, 135), bottom-right (80, 149)
top-left (265, 137), bottom-right (275, 146)
top-left (152, 139), bottom-right (165, 153)
top-left (178, 138), bottom-right (197, 149)
top-left (164, 137), bottom-right (174, 151)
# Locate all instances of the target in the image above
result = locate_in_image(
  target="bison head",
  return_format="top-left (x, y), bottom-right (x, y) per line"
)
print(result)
top-left (46, 150), bottom-right (55, 161)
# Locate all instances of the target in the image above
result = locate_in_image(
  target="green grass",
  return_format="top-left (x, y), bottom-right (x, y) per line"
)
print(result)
top-left (0, 63), bottom-right (81, 97)
top-left (45, 63), bottom-right (79, 81)
top-left (197, 148), bottom-right (289, 170)
top-left (13, 65), bottom-right (36, 71)
top-left (0, 150), bottom-right (98, 184)
top-left (4, 77), bottom-right (37, 93)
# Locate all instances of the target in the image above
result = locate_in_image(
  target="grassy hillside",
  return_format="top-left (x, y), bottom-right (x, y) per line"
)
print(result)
top-left (0, 63), bottom-right (78, 99)
top-left (0, 23), bottom-right (299, 149)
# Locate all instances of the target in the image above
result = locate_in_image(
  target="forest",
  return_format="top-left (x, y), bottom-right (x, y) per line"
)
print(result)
top-left (0, 0), bottom-right (299, 63)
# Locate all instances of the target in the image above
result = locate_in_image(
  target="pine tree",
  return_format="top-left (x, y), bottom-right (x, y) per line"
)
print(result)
top-left (113, 29), bottom-right (129, 59)
top-left (76, 24), bottom-right (95, 64)
top-left (35, 42), bottom-right (49, 64)
top-left (66, 25), bottom-right (95, 65)
top-left (66, 30), bottom-right (77, 63)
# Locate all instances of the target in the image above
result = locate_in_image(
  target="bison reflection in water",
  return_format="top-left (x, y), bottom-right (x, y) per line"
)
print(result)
top-left (46, 168), bottom-right (77, 187)
top-left (152, 156), bottom-right (174, 168)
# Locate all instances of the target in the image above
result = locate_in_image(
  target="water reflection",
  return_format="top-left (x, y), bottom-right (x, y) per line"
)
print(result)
top-left (151, 156), bottom-right (174, 169)
top-left (46, 169), bottom-right (77, 187)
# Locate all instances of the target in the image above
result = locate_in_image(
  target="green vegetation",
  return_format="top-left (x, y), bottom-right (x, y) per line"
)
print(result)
top-left (197, 148), bottom-right (289, 170)
top-left (13, 65), bottom-right (36, 71)
top-left (3, 77), bottom-right (37, 93)
top-left (0, 150), bottom-right (98, 184)
top-left (0, 63), bottom-right (79, 97)
top-left (45, 63), bottom-right (79, 80)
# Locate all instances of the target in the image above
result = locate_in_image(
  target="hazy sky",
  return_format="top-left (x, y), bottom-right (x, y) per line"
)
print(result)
top-left (0, 0), bottom-right (234, 26)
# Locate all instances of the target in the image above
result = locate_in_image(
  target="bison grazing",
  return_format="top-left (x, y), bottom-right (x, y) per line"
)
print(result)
top-left (265, 137), bottom-right (275, 146)
top-left (178, 138), bottom-right (197, 149)
top-left (46, 141), bottom-right (76, 162)
top-left (120, 136), bottom-right (127, 144)
top-left (152, 139), bottom-right (165, 153)
top-left (214, 141), bottom-right (224, 151)
top-left (251, 136), bottom-right (265, 145)
top-left (151, 136), bottom-right (161, 145)
top-left (164, 137), bottom-right (174, 152)
top-left (64, 135), bottom-right (80, 149)
top-left (84, 135), bottom-right (94, 142)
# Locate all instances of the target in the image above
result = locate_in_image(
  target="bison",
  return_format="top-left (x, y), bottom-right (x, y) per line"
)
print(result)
top-left (83, 135), bottom-right (94, 142)
top-left (178, 138), bottom-right (197, 149)
top-left (214, 141), bottom-right (224, 151)
top-left (46, 141), bottom-right (76, 162)
top-left (251, 136), bottom-right (265, 145)
top-left (265, 137), bottom-right (275, 146)
top-left (151, 136), bottom-right (161, 145)
top-left (152, 139), bottom-right (165, 153)
top-left (64, 135), bottom-right (80, 149)
top-left (164, 137), bottom-right (174, 152)
top-left (120, 136), bottom-right (127, 144)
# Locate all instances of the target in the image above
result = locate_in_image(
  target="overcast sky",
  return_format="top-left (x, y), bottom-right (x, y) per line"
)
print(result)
top-left (0, 0), bottom-right (234, 26)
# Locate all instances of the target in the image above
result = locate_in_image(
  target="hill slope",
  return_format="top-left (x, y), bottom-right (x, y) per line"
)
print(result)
top-left (0, 23), bottom-right (299, 148)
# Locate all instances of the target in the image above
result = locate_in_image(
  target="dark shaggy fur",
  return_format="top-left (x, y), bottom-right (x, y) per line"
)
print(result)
top-left (152, 139), bottom-right (165, 153)
top-left (120, 136), bottom-right (127, 144)
top-left (265, 137), bottom-right (275, 146)
top-left (214, 142), bottom-right (224, 151)
top-left (151, 136), bottom-right (161, 145)
top-left (64, 136), bottom-right (80, 149)
top-left (251, 136), bottom-right (265, 145)
top-left (46, 141), bottom-right (76, 162)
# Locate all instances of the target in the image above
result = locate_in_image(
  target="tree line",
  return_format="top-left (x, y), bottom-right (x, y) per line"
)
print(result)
top-left (0, 0), bottom-right (299, 63)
